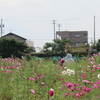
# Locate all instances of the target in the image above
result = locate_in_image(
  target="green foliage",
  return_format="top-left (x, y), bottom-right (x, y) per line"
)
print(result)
top-left (0, 38), bottom-right (34, 58)
top-left (43, 38), bottom-right (73, 56)
top-left (96, 39), bottom-right (100, 52)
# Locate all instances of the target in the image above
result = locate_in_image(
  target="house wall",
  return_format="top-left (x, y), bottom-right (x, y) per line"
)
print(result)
top-left (57, 31), bottom-right (88, 46)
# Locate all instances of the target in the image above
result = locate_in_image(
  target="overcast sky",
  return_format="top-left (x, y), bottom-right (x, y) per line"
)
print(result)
top-left (1, 0), bottom-right (100, 49)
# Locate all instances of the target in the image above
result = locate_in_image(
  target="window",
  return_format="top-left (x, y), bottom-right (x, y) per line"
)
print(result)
top-left (75, 42), bottom-right (80, 46)
top-left (84, 37), bottom-right (87, 40)
top-left (75, 34), bottom-right (80, 37)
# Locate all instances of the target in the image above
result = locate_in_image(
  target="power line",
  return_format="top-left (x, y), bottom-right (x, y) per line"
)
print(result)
top-left (3, 16), bottom-right (92, 22)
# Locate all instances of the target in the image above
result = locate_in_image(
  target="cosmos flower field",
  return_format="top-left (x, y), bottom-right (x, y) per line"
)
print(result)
top-left (0, 53), bottom-right (100, 100)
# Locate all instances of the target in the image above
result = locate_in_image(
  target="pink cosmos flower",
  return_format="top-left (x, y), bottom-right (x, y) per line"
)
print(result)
top-left (62, 78), bottom-right (65, 81)
top-left (82, 80), bottom-right (89, 83)
top-left (93, 84), bottom-right (99, 89)
top-left (3, 70), bottom-right (11, 74)
top-left (36, 75), bottom-right (42, 79)
top-left (86, 88), bottom-right (92, 93)
top-left (0, 66), bottom-right (2, 68)
top-left (53, 74), bottom-right (57, 76)
top-left (64, 92), bottom-right (70, 98)
top-left (49, 88), bottom-right (54, 97)
top-left (81, 75), bottom-right (86, 78)
top-left (27, 77), bottom-right (35, 81)
top-left (76, 93), bottom-right (81, 98)
top-left (82, 86), bottom-right (87, 91)
top-left (59, 58), bottom-right (65, 65)
top-left (89, 81), bottom-right (94, 85)
top-left (66, 82), bottom-right (72, 88)
top-left (98, 64), bottom-right (100, 66)
top-left (41, 82), bottom-right (44, 84)
top-left (88, 57), bottom-right (94, 61)
top-left (31, 67), bottom-right (34, 70)
top-left (91, 70), bottom-right (95, 72)
top-left (96, 80), bottom-right (100, 85)
top-left (79, 90), bottom-right (85, 96)
top-left (93, 54), bottom-right (98, 57)
top-left (30, 89), bottom-right (35, 93)
top-left (82, 86), bottom-right (92, 93)
top-left (95, 67), bottom-right (100, 69)
top-left (68, 87), bottom-right (76, 91)
top-left (74, 83), bottom-right (80, 87)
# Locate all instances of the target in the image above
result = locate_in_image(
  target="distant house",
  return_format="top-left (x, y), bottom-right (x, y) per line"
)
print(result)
top-left (56, 31), bottom-right (88, 46)
top-left (1, 32), bottom-right (27, 42)
top-left (1, 32), bottom-right (34, 48)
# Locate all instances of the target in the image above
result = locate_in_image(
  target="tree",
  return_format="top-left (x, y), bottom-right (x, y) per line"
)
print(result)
top-left (43, 38), bottom-right (73, 56)
top-left (0, 38), bottom-right (35, 58)
top-left (96, 39), bottom-right (100, 52)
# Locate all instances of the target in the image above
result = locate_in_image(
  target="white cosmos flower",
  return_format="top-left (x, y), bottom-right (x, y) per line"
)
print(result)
top-left (50, 88), bottom-right (54, 91)
top-left (97, 74), bottom-right (100, 79)
top-left (61, 70), bottom-right (67, 75)
top-left (70, 70), bottom-right (75, 75)
top-left (66, 69), bottom-right (71, 73)
top-left (87, 66), bottom-right (90, 68)
top-left (66, 69), bottom-right (75, 75)
top-left (64, 67), bottom-right (67, 69)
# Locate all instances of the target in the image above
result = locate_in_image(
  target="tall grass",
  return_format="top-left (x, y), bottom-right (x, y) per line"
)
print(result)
top-left (0, 53), bottom-right (100, 100)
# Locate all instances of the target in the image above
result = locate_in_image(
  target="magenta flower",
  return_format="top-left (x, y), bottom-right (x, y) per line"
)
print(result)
top-left (74, 83), bottom-right (80, 87)
top-left (91, 70), bottom-right (95, 72)
top-left (89, 81), bottom-right (94, 85)
top-left (66, 82), bottom-right (72, 88)
top-left (30, 89), bottom-right (35, 93)
top-left (27, 77), bottom-right (35, 81)
top-left (76, 93), bottom-right (81, 98)
top-left (81, 75), bottom-right (86, 78)
top-left (88, 57), bottom-right (94, 61)
top-left (82, 86), bottom-right (87, 91)
top-left (49, 88), bottom-right (54, 97)
top-left (86, 88), bottom-right (92, 93)
top-left (82, 86), bottom-right (92, 93)
top-left (82, 80), bottom-right (89, 83)
top-left (64, 92), bottom-right (70, 98)
top-left (93, 84), bottom-right (99, 89)
top-left (79, 90), bottom-right (85, 96)
top-left (68, 87), bottom-right (76, 91)
top-left (93, 54), bottom-right (98, 57)
top-left (96, 80), bottom-right (100, 85)
top-left (59, 58), bottom-right (65, 65)
top-left (36, 75), bottom-right (42, 79)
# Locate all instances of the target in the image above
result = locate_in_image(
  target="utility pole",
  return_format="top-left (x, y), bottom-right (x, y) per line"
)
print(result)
top-left (0, 18), bottom-right (4, 37)
top-left (94, 15), bottom-right (95, 46)
top-left (58, 24), bottom-right (61, 31)
top-left (52, 20), bottom-right (56, 39)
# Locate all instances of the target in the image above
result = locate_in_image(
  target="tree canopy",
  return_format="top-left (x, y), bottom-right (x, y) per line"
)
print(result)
top-left (43, 38), bottom-right (73, 56)
top-left (0, 38), bottom-right (35, 58)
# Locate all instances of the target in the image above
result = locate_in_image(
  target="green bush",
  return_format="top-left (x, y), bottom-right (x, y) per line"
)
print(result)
top-left (0, 38), bottom-right (34, 58)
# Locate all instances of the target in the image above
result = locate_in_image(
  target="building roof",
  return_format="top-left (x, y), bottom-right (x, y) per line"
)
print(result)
top-left (2, 32), bottom-right (27, 40)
